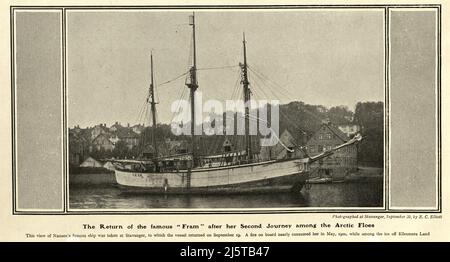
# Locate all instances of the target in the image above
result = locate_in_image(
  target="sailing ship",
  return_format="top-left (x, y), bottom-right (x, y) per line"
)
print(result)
top-left (114, 13), bottom-right (362, 194)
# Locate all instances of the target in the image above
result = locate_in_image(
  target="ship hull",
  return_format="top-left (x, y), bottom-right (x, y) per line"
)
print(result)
top-left (115, 158), bottom-right (309, 194)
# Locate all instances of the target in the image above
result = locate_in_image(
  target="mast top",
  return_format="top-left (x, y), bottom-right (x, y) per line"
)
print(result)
top-left (189, 12), bottom-right (195, 25)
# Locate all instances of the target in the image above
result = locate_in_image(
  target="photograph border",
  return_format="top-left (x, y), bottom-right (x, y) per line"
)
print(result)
top-left (10, 4), bottom-right (442, 215)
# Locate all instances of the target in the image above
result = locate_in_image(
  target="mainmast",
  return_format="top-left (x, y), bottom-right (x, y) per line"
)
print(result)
top-left (149, 52), bottom-right (158, 159)
top-left (240, 33), bottom-right (253, 162)
top-left (187, 13), bottom-right (199, 167)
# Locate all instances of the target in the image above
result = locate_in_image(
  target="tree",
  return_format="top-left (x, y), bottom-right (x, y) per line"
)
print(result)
top-left (354, 101), bottom-right (384, 167)
top-left (328, 105), bottom-right (353, 125)
top-left (113, 140), bottom-right (129, 159)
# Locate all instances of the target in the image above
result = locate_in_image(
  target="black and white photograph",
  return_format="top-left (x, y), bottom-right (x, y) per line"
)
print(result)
top-left (4, 0), bottom-right (446, 245)
top-left (65, 10), bottom-right (385, 209)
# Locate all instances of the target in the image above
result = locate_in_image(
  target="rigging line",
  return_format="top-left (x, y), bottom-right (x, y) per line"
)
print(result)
top-left (244, 114), bottom-right (293, 152)
top-left (251, 72), bottom-right (301, 131)
top-left (232, 70), bottom-right (241, 100)
top-left (235, 83), bottom-right (307, 143)
top-left (154, 109), bottom-right (159, 128)
top-left (253, 79), bottom-right (307, 133)
top-left (135, 100), bottom-right (145, 124)
top-left (250, 77), bottom-right (282, 113)
top-left (142, 103), bottom-right (149, 127)
top-left (157, 71), bottom-right (189, 87)
top-left (248, 66), bottom-right (291, 101)
top-left (250, 68), bottom-right (324, 125)
top-left (247, 64), bottom-right (295, 97)
top-left (197, 65), bottom-right (239, 71)
top-left (252, 70), bottom-right (282, 99)
top-left (230, 68), bottom-right (242, 101)
top-left (155, 83), bottom-right (160, 105)
top-left (248, 65), bottom-right (296, 99)
top-left (135, 99), bottom-right (149, 125)
top-left (170, 86), bottom-right (189, 126)
top-left (222, 113), bottom-right (294, 153)
top-left (249, 74), bottom-right (271, 100)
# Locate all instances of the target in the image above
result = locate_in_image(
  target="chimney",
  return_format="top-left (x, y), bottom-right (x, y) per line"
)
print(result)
top-left (127, 123), bottom-right (130, 127)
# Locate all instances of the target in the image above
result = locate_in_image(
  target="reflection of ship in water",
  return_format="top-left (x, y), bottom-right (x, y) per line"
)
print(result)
top-left (113, 13), bottom-right (362, 194)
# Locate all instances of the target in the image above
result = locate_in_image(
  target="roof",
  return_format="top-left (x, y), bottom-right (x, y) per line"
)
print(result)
top-left (111, 122), bottom-right (123, 129)
top-left (114, 128), bottom-right (139, 139)
top-left (81, 156), bottom-right (105, 165)
top-left (278, 129), bottom-right (297, 146)
top-left (92, 133), bottom-right (114, 145)
top-left (324, 123), bottom-right (349, 142)
top-left (93, 124), bottom-right (109, 132)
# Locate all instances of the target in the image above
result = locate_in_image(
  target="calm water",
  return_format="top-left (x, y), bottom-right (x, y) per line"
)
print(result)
top-left (69, 178), bottom-right (383, 209)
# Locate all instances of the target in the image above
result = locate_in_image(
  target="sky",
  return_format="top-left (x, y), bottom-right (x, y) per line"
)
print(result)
top-left (67, 9), bottom-right (385, 128)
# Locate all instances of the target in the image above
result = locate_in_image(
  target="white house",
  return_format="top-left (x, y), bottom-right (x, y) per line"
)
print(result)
top-left (79, 157), bottom-right (104, 168)
top-left (338, 124), bottom-right (360, 137)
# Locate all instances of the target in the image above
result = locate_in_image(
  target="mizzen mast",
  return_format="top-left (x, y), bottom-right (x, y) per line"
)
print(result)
top-left (187, 13), bottom-right (199, 167)
top-left (149, 52), bottom-right (158, 159)
top-left (240, 33), bottom-right (253, 162)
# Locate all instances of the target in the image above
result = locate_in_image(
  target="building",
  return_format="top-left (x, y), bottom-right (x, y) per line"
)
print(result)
top-left (306, 121), bottom-right (358, 179)
top-left (90, 123), bottom-right (109, 140)
top-left (71, 125), bottom-right (83, 135)
top-left (68, 131), bottom-right (89, 166)
top-left (132, 124), bottom-right (145, 134)
top-left (91, 133), bottom-right (115, 151)
top-left (338, 124), bottom-right (360, 138)
top-left (259, 130), bottom-right (305, 160)
top-left (115, 128), bottom-right (140, 149)
top-left (110, 122), bottom-right (123, 132)
top-left (222, 137), bottom-right (234, 152)
top-left (79, 156), bottom-right (104, 168)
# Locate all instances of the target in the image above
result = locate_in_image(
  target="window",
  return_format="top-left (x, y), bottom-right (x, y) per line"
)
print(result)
top-left (309, 146), bottom-right (315, 153)
top-left (318, 134), bottom-right (323, 140)
top-left (318, 145), bottom-right (323, 152)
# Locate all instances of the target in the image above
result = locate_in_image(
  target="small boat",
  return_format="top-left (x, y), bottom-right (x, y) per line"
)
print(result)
top-left (306, 176), bottom-right (333, 184)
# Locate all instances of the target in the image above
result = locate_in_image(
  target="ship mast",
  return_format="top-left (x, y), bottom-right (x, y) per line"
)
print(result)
top-left (149, 52), bottom-right (158, 159)
top-left (240, 33), bottom-right (253, 162)
top-left (187, 13), bottom-right (199, 167)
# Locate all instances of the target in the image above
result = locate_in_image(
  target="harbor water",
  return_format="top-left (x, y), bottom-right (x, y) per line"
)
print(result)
top-left (69, 177), bottom-right (383, 209)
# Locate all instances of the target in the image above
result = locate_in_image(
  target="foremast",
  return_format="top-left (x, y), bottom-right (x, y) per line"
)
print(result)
top-left (187, 13), bottom-right (199, 167)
